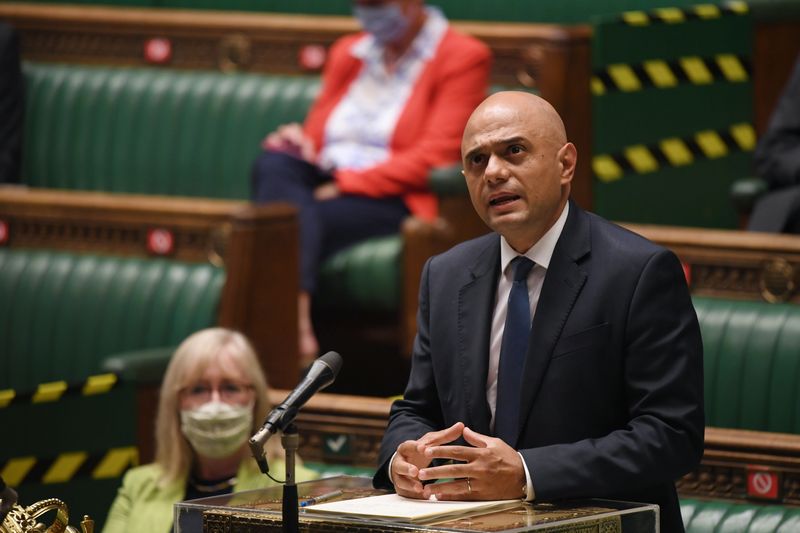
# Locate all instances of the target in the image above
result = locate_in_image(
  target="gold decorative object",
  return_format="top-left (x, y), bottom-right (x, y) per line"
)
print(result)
top-left (218, 34), bottom-right (252, 72)
top-left (0, 498), bottom-right (93, 533)
top-left (208, 222), bottom-right (232, 268)
top-left (760, 258), bottom-right (796, 303)
top-left (516, 47), bottom-right (544, 88)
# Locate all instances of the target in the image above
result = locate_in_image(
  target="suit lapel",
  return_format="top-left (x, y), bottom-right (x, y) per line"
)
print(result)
top-left (457, 236), bottom-right (500, 436)
top-left (517, 202), bottom-right (590, 442)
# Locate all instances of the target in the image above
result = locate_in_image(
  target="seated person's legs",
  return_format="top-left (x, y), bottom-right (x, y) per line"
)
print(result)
top-left (252, 150), bottom-right (409, 366)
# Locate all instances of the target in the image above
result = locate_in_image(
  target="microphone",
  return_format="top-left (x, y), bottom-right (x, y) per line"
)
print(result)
top-left (249, 351), bottom-right (342, 474)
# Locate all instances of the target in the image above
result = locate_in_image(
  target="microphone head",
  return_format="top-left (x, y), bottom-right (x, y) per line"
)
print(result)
top-left (318, 351), bottom-right (343, 379)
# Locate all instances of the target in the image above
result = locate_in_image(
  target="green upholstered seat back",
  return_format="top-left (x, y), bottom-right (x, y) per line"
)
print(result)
top-left (316, 234), bottom-right (403, 313)
top-left (0, 248), bottom-right (224, 390)
top-left (22, 63), bottom-right (318, 198)
top-left (693, 296), bottom-right (800, 433)
top-left (681, 498), bottom-right (800, 532)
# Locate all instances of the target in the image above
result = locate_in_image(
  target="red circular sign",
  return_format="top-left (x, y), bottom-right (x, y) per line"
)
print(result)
top-left (144, 38), bottom-right (172, 64)
top-left (147, 228), bottom-right (174, 256)
top-left (298, 44), bottom-right (327, 71)
top-left (751, 472), bottom-right (773, 495)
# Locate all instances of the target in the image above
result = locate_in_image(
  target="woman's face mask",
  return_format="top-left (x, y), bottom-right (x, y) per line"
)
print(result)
top-left (353, 3), bottom-right (410, 46)
top-left (180, 400), bottom-right (253, 459)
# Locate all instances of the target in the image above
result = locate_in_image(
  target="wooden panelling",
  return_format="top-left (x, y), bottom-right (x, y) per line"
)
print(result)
top-left (626, 223), bottom-right (800, 304)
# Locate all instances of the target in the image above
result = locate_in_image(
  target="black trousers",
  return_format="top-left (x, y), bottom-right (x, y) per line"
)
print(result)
top-left (251, 150), bottom-right (410, 292)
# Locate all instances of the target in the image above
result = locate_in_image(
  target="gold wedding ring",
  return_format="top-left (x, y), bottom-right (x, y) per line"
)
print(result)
top-left (466, 477), bottom-right (472, 494)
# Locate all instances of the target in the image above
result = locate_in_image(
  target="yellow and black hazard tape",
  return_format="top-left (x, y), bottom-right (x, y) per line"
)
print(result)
top-left (593, 122), bottom-right (756, 182)
top-left (617, 1), bottom-right (748, 26)
top-left (0, 373), bottom-right (120, 408)
top-left (1, 447), bottom-right (138, 486)
top-left (592, 53), bottom-right (750, 95)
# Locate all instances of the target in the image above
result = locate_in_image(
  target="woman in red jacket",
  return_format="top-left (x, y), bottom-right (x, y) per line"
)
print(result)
top-left (252, 0), bottom-right (491, 366)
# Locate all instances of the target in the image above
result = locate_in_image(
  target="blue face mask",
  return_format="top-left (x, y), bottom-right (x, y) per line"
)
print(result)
top-left (353, 3), bottom-right (410, 46)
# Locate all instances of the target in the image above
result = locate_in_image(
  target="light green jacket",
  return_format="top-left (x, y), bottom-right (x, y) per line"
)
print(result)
top-left (102, 459), bottom-right (317, 533)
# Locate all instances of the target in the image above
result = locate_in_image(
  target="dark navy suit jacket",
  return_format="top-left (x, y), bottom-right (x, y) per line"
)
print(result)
top-left (374, 201), bottom-right (705, 532)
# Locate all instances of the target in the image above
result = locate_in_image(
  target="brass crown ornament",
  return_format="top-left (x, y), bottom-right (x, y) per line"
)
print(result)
top-left (0, 497), bottom-right (93, 533)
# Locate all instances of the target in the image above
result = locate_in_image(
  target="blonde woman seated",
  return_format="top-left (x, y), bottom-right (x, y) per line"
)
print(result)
top-left (103, 328), bottom-right (318, 533)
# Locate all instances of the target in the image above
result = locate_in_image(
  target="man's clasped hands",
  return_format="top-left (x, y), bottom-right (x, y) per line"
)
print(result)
top-left (390, 422), bottom-right (528, 501)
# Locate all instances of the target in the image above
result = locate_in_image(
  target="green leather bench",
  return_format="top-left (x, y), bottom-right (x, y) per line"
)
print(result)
top-left (19, 61), bottom-right (480, 372)
top-left (676, 296), bottom-right (800, 532)
top-left (0, 249), bottom-right (223, 390)
top-left (20, 62), bottom-right (404, 315)
top-left (22, 63), bottom-right (317, 198)
top-left (693, 296), bottom-right (800, 433)
top-left (682, 498), bottom-right (800, 532)
top-left (0, 249), bottom-right (224, 528)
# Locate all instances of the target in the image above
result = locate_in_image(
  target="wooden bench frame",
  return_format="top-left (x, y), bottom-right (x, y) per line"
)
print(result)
top-left (0, 186), bottom-right (301, 390)
top-left (625, 223), bottom-right (800, 304)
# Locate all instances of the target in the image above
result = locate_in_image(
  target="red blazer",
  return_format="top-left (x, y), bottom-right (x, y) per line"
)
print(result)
top-left (303, 28), bottom-right (491, 221)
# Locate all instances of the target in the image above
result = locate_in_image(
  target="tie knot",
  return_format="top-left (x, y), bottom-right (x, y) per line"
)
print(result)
top-left (511, 256), bottom-right (534, 282)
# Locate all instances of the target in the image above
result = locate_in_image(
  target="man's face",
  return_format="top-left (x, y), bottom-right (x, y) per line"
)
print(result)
top-left (461, 94), bottom-right (575, 252)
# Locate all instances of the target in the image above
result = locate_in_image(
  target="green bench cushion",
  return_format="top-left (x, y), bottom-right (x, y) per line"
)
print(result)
top-left (693, 296), bottom-right (800, 433)
top-left (22, 62), bottom-right (318, 198)
top-left (682, 498), bottom-right (800, 532)
top-left (0, 248), bottom-right (224, 390)
top-left (21, 62), bottom-right (403, 312)
top-left (316, 234), bottom-right (402, 313)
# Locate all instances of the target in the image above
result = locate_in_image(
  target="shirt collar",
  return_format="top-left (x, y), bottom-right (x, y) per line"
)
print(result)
top-left (351, 6), bottom-right (447, 63)
top-left (500, 202), bottom-right (570, 275)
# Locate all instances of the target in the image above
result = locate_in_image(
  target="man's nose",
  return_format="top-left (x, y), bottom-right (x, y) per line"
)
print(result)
top-left (484, 154), bottom-right (509, 183)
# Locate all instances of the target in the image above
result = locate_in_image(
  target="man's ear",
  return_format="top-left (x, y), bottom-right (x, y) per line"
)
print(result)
top-left (558, 142), bottom-right (577, 183)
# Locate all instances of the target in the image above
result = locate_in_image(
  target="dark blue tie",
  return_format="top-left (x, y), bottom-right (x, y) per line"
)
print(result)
top-left (495, 256), bottom-right (535, 445)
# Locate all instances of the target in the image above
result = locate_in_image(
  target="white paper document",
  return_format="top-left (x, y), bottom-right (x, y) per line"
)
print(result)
top-left (302, 492), bottom-right (519, 523)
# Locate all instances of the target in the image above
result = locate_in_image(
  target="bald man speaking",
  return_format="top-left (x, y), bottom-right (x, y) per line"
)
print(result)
top-left (373, 92), bottom-right (704, 532)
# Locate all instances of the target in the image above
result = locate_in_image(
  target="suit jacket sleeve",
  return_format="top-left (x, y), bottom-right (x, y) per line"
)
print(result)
top-left (374, 256), bottom-right (446, 488)
top-left (521, 249), bottom-right (705, 499)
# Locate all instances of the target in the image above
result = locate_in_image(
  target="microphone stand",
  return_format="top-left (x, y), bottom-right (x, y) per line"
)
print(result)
top-left (281, 423), bottom-right (299, 533)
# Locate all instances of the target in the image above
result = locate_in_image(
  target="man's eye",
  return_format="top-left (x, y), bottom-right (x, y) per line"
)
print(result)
top-left (470, 154), bottom-right (485, 166)
top-left (509, 145), bottom-right (523, 154)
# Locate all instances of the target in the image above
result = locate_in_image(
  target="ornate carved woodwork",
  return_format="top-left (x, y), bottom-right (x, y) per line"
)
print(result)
top-left (625, 223), bottom-right (800, 304)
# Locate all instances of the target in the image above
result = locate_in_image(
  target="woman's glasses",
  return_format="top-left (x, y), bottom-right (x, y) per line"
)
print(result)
top-left (181, 381), bottom-right (253, 403)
